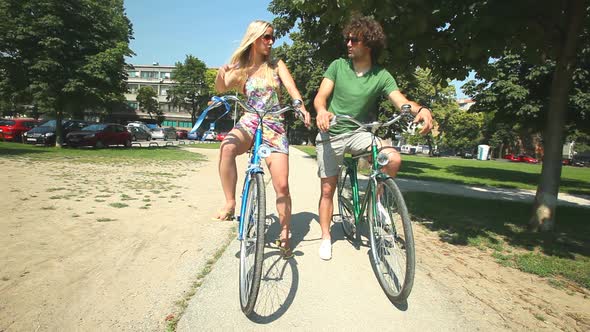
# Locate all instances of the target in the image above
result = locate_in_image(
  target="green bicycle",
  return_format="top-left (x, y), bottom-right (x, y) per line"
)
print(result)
top-left (334, 106), bottom-right (416, 303)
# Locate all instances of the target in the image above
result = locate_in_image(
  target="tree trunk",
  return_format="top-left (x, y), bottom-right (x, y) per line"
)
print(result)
top-left (529, 0), bottom-right (585, 232)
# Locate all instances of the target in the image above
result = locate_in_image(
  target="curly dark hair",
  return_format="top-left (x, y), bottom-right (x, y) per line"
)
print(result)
top-left (343, 15), bottom-right (386, 62)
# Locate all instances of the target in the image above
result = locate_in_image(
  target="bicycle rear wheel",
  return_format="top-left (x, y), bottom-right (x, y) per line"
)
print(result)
top-left (337, 165), bottom-right (356, 239)
top-left (368, 178), bottom-right (415, 302)
top-left (239, 172), bottom-right (266, 315)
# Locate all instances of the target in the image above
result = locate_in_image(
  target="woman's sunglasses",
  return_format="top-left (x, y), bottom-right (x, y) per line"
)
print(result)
top-left (262, 34), bottom-right (276, 42)
top-left (345, 36), bottom-right (360, 45)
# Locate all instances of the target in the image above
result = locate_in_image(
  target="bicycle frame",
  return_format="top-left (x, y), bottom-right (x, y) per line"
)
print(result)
top-left (237, 118), bottom-right (265, 241)
top-left (343, 135), bottom-right (387, 227)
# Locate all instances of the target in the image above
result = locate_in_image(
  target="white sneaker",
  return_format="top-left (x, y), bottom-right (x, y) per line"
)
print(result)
top-left (377, 202), bottom-right (392, 226)
top-left (319, 239), bottom-right (332, 260)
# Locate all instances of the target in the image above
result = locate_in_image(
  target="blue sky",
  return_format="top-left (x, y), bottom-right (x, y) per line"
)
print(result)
top-left (124, 0), bottom-right (277, 68)
top-left (123, 0), bottom-right (470, 98)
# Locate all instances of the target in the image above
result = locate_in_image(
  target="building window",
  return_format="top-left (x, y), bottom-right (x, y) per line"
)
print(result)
top-left (179, 121), bottom-right (192, 128)
top-left (140, 71), bottom-right (159, 79)
top-left (160, 72), bottom-right (171, 79)
top-left (127, 84), bottom-right (139, 93)
top-left (127, 71), bottom-right (139, 78)
top-left (163, 120), bottom-right (177, 127)
top-left (160, 85), bottom-right (170, 96)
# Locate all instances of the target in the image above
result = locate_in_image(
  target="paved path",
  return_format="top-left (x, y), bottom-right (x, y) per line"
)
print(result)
top-left (177, 147), bottom-right (589, 331)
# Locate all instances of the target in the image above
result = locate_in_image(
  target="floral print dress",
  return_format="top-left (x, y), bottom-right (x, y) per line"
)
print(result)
top-left (234, 73), bottom-right (289, 154)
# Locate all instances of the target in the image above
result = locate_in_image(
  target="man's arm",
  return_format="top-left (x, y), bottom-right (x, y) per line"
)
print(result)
top-left (387, 90), bottom-right (433, 135)
top-left (314, 78), bottom-right (335, 132)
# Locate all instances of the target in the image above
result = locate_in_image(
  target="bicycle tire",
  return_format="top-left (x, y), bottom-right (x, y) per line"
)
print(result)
top-left (239, 172), bottom-right (266, 315)
top-left (367, 177), bottom-right (415, 302)
top-left (337, 165), bottom-right (356, 239)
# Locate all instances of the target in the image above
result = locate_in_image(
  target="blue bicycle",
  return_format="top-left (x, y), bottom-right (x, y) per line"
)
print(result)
top-left (198, 95), bottom-right (302, 315)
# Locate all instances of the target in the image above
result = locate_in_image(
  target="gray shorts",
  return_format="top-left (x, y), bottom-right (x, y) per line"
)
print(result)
top-left (316, 131), bottom-right (381, 178)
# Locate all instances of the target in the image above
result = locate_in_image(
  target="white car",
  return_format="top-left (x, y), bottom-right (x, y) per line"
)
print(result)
top-left (202, 130), bottom-right (217, 141)
top-left (151, 127), bottom-right (177, 140)
top-left (126, 122), bottom-right (152, 134)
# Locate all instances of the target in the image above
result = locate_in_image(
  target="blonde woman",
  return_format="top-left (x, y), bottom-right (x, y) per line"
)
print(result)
top-left (214, 20), bottom-right (311, 259)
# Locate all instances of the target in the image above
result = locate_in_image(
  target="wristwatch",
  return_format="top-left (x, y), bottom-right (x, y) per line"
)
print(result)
top-left (292, 99), bottom-right (303, 107)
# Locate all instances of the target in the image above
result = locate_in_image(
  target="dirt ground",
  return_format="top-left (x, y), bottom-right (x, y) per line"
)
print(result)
top-left (0, 149), bottom-right (234, 331)
top-left (1, 148), bottom-right (589, 331)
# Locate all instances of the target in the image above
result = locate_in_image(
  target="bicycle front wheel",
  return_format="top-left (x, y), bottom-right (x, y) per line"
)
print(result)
top-left (337, 165), bottom-right (356, 239)
top-left (368, 178), bottom-right (415, 302)
top-left (239, 172), bottom-right (266, 316)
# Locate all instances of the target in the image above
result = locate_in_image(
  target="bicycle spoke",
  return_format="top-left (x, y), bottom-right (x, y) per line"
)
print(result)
top-left (368, 179), bottom-right (415, 302)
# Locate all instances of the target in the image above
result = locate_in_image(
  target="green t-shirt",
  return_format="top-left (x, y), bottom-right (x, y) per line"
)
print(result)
top-left (323, 58), bottom-right (399, 134)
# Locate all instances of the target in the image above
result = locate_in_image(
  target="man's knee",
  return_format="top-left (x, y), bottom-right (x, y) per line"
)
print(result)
top-left (382, 148), bottom-right (401, 176)
top-left (320, 178), bottom-right (337, 200)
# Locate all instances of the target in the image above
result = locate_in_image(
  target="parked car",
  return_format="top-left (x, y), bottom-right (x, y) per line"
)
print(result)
top-left (0, 118), bottom-right (40, 142)
top-left (23, 119), bottom-right (88, 146)
top-left (201, 130), bottom-right (217, 141)
top-left (517, 155), bottom-right (539, 164)
top-left (187, 131), bottom-right (200, 140)
top-left (503, 154), bottom-right (519, 162)
top-left (66, 123), bottom-right (132, 148)
top-left (216, 131), bottom-right (229, 141)
top-left (126, 121), bottom-right (152, 134)
top-left (146, 123), bottom-right (159, 130)
top-left (151, 127), bottom-right (177, 140)
top-left (128, 126), bottom-right (152, 141)
top-left (176, 129), bottom-right (188, 139)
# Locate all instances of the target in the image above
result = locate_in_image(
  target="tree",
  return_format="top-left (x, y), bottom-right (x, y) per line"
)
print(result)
top-left (0, 0), bottom-right (133, 146)
top-left (442, 110), bottom-right (485, 154)
top-left (166, 55), bottom-right (213, 126)
top-left (269, 0), bottom-right (589, 231)
top-left (136, 86), bottom-right (160, 123)
top-left (272, 32), bottom-right (328, 144)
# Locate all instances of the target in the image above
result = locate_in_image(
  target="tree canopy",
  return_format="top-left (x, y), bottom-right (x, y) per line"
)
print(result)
top-left (0, 0), bottom-right (133, 144)
top-left (269, 0), bottom-right (589, 231)
top-left (166, 55), bottom-right (213, 126)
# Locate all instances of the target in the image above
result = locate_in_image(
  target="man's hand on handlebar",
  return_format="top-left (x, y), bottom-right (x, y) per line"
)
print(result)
top-left (316, 110), bottom-right (334, 132)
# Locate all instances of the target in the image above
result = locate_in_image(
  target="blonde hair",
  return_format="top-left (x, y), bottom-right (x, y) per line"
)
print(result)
top-left (229, 20), bottom-right (278, 89)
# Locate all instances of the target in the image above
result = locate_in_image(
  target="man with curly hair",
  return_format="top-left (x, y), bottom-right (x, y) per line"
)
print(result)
top-left (313, 15), bottom-right (433, 260)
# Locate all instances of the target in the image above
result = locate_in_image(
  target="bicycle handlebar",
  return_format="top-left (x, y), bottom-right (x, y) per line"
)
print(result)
top-left (212, 95), bottom-right (303, 119)
top-left (329, 104), bottom-right (414, 132)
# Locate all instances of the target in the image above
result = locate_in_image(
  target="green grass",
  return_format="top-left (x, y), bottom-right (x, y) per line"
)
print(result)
top-left (399, 154), bottom-right (590, 195)
top-left (292, 145), bottom-right (590, 195)
top-left (405, 192), bottom-right (590, 289)
top-left (0, 141), bottom-right (205, 163)
top-left (181, 142), bottom-right (221, 149)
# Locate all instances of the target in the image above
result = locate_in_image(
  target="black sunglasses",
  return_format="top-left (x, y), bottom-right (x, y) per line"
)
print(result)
top-left (345, 36), bottom-right (360, 44)
top-left (262, 34), bottom-right (276, 42)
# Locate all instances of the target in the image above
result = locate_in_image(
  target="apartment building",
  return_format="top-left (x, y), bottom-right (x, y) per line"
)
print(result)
top-left (121, 63), bottom-right (192, 128)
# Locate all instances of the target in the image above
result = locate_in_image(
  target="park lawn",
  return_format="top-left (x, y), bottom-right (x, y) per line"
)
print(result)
top-left (0, 141), bottom-right (205, 163)
top-left (181, 142), bottom-right (221, 150)
top-left (405, 191), bottom-right (590, 290)
top-left (292, 146), bottom-right (590, 196)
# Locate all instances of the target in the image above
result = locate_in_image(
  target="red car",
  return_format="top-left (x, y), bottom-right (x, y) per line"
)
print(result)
top-left (503, 154), bottom-right (519, 162)
top-left (176, 129), bottom-right (188, 139)
top-left (0, 118), bottom-right (40, 142)
top-left (517, 155), bottom-right (539, 164)
top-left (216, 132), bottom-right (229, 141)
top-left (65, 123), bottom-right (132, 148)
